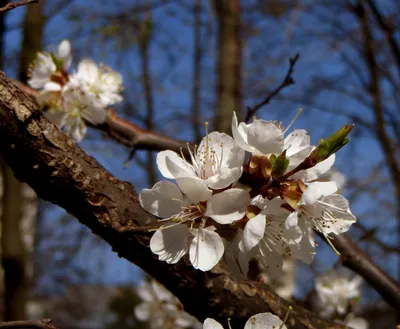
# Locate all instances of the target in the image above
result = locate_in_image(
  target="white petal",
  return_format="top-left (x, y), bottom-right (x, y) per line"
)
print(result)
top-left (294, 154), bottom-right (335, 182)
top-left (198, 131), bottom-right (245, 168)
top-left (246, 119), bottom-right (284, 155)
top-left (134, 303), bottom-right (151, 321)
top-left (139, 181), bottom-right (184, 218)
top-left (136, 282), bottom-right (154, 302)
top-left (176, 176), bottom-right (212, 204)
top-left (244, 313), bottom-right (286, 329)
top-left (292, 220), bottom-right (315, 264)
top-left (67, 117), bottom-right (87, 142)
top-left (45, 110), bottom-right (67, 128)
top-left (157, 150), bottom-right (195, 179)
top-left (82, 105), bottom-right (107, 125)
top-left (205, 188), bottom-right (250, 224)
top-left (206, 167), bottom-right (243, 190)
top-left (284, 129), bottom-right (310, 156)
top-left (43, 81), bottom-right (62, 92)
top-left (57, 39), bottom-right (72, 69)
top-left (239, 213), bottom-right (266, 252)
top-left (232, 112), bottom-right (255, 153)
top-left (77, 59), bottom-right (99, 81)
top-left (203, 319), bottom-right (224, 329)
top-left (300, 181), bottom-right (337, 205)
top-left (256, 246), bottom-right (284, 279)
top-left (150, 224), bottom-right (189, 264)
top-left (319, 194), bottom-right (356, 235)
top-left (285, 211), bottom-right (299, 229)
top-left (189, 228), bottom-right (224, 271)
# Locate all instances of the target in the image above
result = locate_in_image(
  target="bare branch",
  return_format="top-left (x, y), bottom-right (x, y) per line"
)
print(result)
top-left (0, 0), bottom-right (38, 13)
top-left (244, 54), bottom-right (300, 123)
top-left (0, 71), bottom-right (348, 329)
top-left (331, 234), bottom-right (400, 309)
top-left (0, 319), bottom-right (59, 329)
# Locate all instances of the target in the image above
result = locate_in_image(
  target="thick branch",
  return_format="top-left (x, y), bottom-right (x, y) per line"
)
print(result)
top-left (0, 71), bottom-right (347, 329)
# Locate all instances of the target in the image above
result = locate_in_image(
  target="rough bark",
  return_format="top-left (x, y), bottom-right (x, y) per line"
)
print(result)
top-left (0, 72), bottom-right (347, 329)
top-left (0, 0), bottom-right (44, 321)
top-left (213, 0), bottom-right (242, 133)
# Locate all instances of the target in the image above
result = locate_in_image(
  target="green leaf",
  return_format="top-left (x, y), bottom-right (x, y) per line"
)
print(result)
top-left (312, 124), bottom-right (354, 163)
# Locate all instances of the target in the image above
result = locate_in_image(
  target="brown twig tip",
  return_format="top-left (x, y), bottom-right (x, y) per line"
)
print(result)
top-left (0, 319), bottom-right (60, 329)
top-left (245, 53), bottom-right (300, 123)
top-left (0, 0), bottom-right (39, 13)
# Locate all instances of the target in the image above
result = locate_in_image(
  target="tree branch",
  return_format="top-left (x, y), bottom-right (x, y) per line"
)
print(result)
top-left (0, 0), bottom-right (38, 13)
top-left (0, 319), bottom-right (59, 329)
top-left (244, 54), bottom-right (299, 123)
top-left (331, 234), bottom-right (400, 309)
top-left (0, 71), bottom-right (348, 329)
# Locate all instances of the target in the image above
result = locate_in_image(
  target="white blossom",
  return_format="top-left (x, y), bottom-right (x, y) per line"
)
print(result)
top-left (343, 314), bottom-right (369, 329)
top-left (285, 181), bottom-right (356, 256)
top-left (28, 39), bottom-right (72, 92)
top-left (134, 279), bottom-right (200, 329)
top-left (70, 59), bottom-right (123, 107)
top-left (315, 269), bottom-right (363, 318)
top-left (139, 180), bottom-right (250, 271)
top-left (45, 81), bottom-right (106, 142)
top-left (157, 128), bottom-right (244, 190)
top-left (203, 312), bottom-right (287, 329)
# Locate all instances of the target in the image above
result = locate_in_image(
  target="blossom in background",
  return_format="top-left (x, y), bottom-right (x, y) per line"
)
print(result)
top-left (139, 180), bottom-right (249, 271)
top-left (315, 269), bottom-right (363, 318)
top-left (45, 82), bottom-right (107, 142)
top-left (28, 40), bottom-right (123, 142)
top-left (343, 314), bottom-right (369, 329)
top-left (157, 128), bottom-right (245, 190)
top-left (204, 312), bottom-right (288, 329)
top-left (70, 59), bottom-right (123, 107)
top-left (134, 279), bottom-right (200, 329)
top-left (28, 39), bottom-right (72, 92)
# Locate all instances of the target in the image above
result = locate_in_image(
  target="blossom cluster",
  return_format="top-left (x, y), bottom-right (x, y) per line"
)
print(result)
top-left (134, 279), bottom-right (201, 329)
top-left (312, 269), bottom-right (368, 329)
top-left (134, 279), bottom-right (290, 329)
top-left (28, 40), bottom-right (123, 142)
top-left (140, 112), bottom-right (357, 278)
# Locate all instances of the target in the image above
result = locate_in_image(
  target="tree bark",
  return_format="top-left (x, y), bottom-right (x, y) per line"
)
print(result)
top-left (213, 0), bottom-right (242, 133)
top-left (0, 71), bottom-right (348, 329)
top-left (0, 0), bottom-right (45, 320)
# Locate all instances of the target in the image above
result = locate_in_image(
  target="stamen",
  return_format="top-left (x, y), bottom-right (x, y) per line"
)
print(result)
top-left (227, 318), bottom-right (232, 329)
top-left (283, 108), bottom-right (303, 134)
top-left (325, 235), bottom-right (341, 256)
top-left (279, 306), bottom-right (292, 329)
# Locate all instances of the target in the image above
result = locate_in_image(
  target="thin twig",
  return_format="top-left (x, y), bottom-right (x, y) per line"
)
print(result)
top-left (0, 0), bottom-right (38, 13)
top-left (244, 54), bottom-right (300, 122)
top-left (0, 319), bottom-right (59, 329)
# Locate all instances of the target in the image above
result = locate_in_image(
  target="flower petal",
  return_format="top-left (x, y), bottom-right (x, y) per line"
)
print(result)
top-left (206, 167), bottom-right (243, 190)
top-left (300, 181), bottom-right (337, 205)
top-left (239, 213), bottom-right (266, 252)
top-left (189, 228), bottom-right (224, 271)
top-left (293, 154), bottom-right (335, 182)
top-left (246, 119), bottom-right (284, 155)
top-left (284, 129), bottom-right (310, 156)
top-left (205, 188), bottom-right (250, 224)
top-left (157, 150), bottom-right (195, 179)
top-left (244, 313), bottom-right (286, 329)
top-left (176, 176), bottom-right (212, 204)
top-left (134, 302), bottom-right (151, 321)
top-left (150, 224), bottom-right (189, 264)
top-left (232, 112), bottom-right (255, 153)
top-left (203, 319), bottom-right (224, 329)
top-left (139, 181), bottom-right (184, 218)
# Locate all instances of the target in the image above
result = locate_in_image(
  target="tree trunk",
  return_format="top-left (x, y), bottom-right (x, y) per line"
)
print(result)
top-left (213, 0), bottom-right (242, 133)
top-left (0, 0), bottom-right (45, 320)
